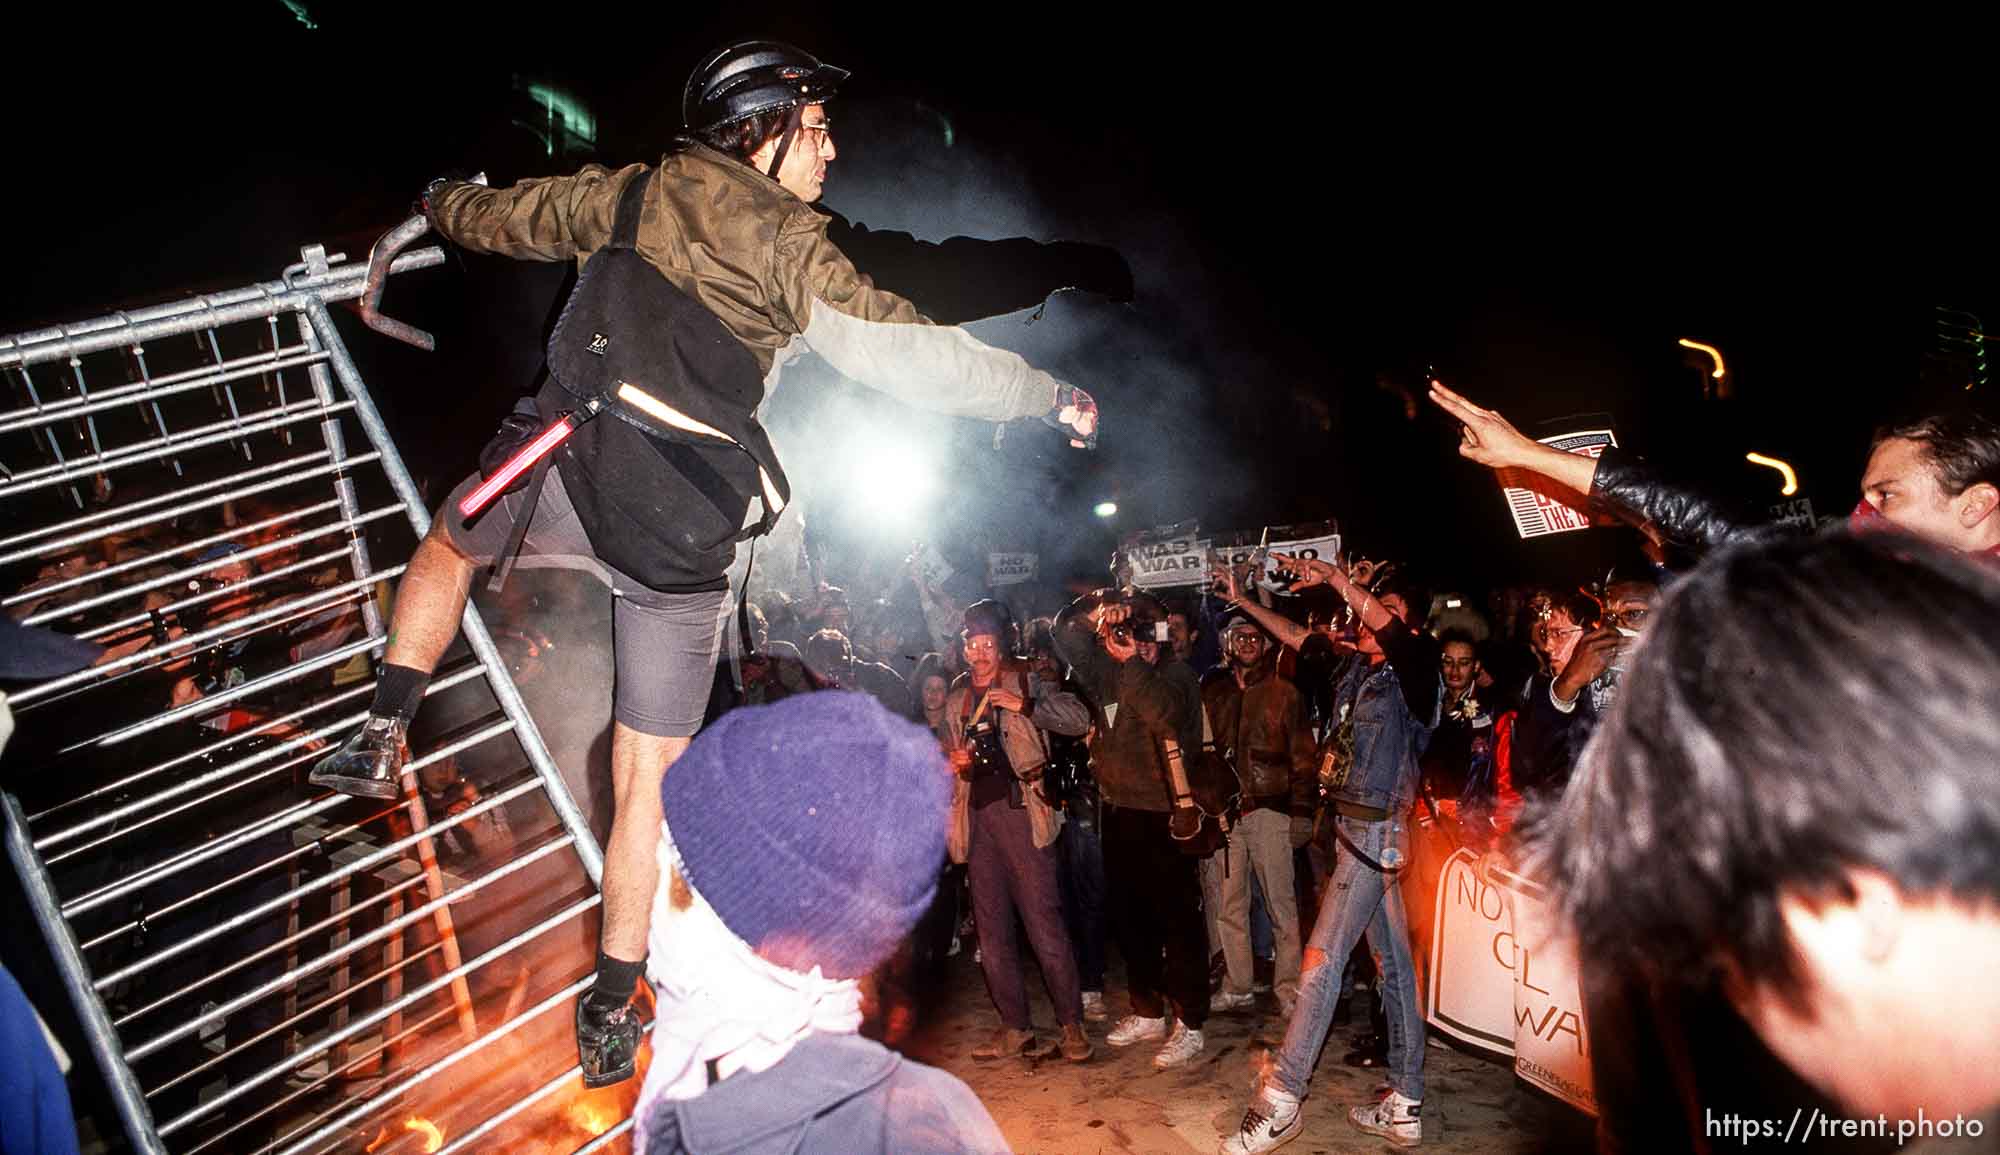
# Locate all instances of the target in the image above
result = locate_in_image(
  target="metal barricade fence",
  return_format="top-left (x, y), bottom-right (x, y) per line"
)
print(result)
top-left (1, 233), bottom-right (638, 1153)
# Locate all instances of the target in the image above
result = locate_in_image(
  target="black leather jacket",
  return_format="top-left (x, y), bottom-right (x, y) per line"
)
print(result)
top-left (1589, 447), bottom-right (1761, 554)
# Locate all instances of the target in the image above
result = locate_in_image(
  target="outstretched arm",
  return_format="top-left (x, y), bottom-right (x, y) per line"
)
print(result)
top-left (428, 164), bottom-right (640, 263)
top-left (1428, 381), bottom-right (1599, 495)
top-left (778, 215), bottom-right (1098, 444)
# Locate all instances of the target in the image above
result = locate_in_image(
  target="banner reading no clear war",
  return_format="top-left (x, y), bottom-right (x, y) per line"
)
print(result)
top-left (1427, 849), bottom-right (1597, 1116)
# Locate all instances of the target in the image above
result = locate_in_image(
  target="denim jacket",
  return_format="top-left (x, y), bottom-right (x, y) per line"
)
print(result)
top-left (1324, 621), bottom-right (1442, 816)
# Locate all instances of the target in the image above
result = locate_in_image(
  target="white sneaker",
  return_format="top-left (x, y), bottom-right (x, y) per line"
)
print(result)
top-left (1219, 1088), bottom-right (1302, 1154)
top-left (1210, 990), bottom-right (1256, 1013)
top-left (1152, 1021), bottom-right (1205, 1069)
top-left (1348, 1089), bottom-right (1422, 1147)
top-left (1106, 1014), bottom-right (1169, 1047)
top-left (1081, 990), bottom-right (1108, 1023)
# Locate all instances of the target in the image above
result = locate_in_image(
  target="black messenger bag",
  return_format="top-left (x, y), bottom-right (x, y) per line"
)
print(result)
top-left (536, 166), bottom-right (791, 592)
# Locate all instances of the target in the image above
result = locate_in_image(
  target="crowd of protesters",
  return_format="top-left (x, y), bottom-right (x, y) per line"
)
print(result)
top-left (671, 390), bottom-right (2000, 1153)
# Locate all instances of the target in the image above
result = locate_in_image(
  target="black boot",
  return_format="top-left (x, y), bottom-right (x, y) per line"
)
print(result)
top-left (308, 715), bottom-right (408, 799)
top-left (576, 995), bottom-right (640, 1088)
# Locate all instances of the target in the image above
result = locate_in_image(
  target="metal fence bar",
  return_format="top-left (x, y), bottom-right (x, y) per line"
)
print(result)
top-left (93, 625), bottom-right (386, 748)
top-left (265, 970), bottom-right (597, 1155)
top-left (431, 1061), bottom-right (581, 1155)
top-left (0, 397), bottom-right (357, 497)
top-left (305, 299), bottom-right (606, 886)
top-left (129, 343), bottom-right (185, 476)
top-left (572, 1117), bottom-right (638, 1154)
top-left (294, 302), bottom-right (385, 645)
top-left (0, 248), bottom-right (443, 370)
top-left (3, 343), bottom-right (322, 435)
top-left (13, 503), bottom-right (399, 628)
top-left (162, 895), bottom-right (597, 1141)
top-left (110, 872), bottom-right (430, 1024)
top-left (69, 721), bottom-right (519, 925)
top-left (145, 937), bottom-right (445, 1100)
top-left (75, 545), bottom-right (356, 641)
top-left (0, 449), bottom-right (340, 561)
top-left (195, 1002), bottom-right (464, 1155)
top-left (106, 780), bottom-right (550, 1013)
top-left (0, 344), bottom-right (326, 435)
top-left (11, 566), bottom-right (392, 705)
top-left (9, 363), bottom-right (87, 507)
top-left (28, 660), bottom-right (484, 826)
top-left (49, 746), bottom-right (326, 875)
top-left (3, 797), bottom-right (168, 1155)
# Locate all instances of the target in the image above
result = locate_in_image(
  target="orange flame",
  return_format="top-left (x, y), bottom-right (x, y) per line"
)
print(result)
top-left (403, 1116), bottom-right (444, 1153)
top-left (566, 1098), bottom-right (616, 1137)
top-left (364, 1127), bottom-right (390, 1154)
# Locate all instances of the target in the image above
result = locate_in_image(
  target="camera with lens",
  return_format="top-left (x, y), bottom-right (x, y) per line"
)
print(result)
top-left (1110, 619), bottom-right (1171, 646)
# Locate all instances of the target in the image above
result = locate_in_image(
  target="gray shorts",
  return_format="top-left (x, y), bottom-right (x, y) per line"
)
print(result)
top-left (442, 466), bottom-right (729, 738)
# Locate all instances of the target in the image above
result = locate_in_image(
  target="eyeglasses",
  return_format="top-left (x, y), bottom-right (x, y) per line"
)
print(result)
top-left (797, 118), bottom-right (832, 146)
top-left (1607, 608), bottom-right (1649, 629)
top-left (963, 638), bottom-right (998, 656)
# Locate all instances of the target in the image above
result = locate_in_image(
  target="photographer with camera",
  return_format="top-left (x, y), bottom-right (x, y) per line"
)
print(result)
top-left (1052, 589), bottom-right (1211, 1069)
top-left (943, 601), bottom-right (1094, 1063)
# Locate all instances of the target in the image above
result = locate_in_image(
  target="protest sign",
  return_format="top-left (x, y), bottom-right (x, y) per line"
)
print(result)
top-left (987, 551), bottom-right (1038, 587)
top-left (915, 543), bottom-right (955, 587)
top-left (1211, 532), bottom-right (1342, 595)
top-left (1501, 864), bottom-right (1596, 1116)
top-left (1126, 534), bottom-right (1211, 589)
top-left (1768, 497), bottom-right (1816, 528)
top-left (1428, 850), bottom-right (1598, 1116)
top-left (1427, 849), bottom-right (1518, 1055)
top-left (1501, 430), bottom-right (1618, 539)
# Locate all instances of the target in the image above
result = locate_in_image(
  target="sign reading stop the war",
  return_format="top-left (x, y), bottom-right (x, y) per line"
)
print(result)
top-left (1501, 430), bottom-right (1619, 539)
top-left (1427, 849), bottom-right (1597, 1116)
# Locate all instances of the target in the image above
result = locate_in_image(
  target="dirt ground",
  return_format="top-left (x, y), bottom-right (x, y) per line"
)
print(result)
top-left (896, 948), bottom-right (1596, 1155)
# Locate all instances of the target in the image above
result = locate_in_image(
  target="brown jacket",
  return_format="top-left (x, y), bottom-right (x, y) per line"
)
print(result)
top-left (1200, 662), bottom-right (1316, 816)
top-left (431, 144), bottom-right (1063, 422)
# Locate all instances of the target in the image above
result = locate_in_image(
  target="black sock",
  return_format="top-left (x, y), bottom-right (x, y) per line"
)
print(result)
top-left (589, 950), bottom-right (645, 1008)
top-left (371, 663), bottom-right (431, 723)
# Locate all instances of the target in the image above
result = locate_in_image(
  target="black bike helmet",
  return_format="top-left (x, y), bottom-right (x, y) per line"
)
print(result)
top-left (682, 40), bottom-right (849, 135)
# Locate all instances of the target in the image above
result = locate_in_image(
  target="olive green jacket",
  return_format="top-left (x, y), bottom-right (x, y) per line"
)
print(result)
top-left (431, 143), bottom-right (1064, 423)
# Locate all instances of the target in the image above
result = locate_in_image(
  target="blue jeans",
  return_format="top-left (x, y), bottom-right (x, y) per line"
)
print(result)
top-left (1057, 798), bottom-right (1107, 992)
top-left (1272, 813), bottom-right (1424, 1102)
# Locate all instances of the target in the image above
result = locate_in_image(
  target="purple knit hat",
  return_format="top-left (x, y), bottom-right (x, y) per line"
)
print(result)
top-left (659, 691), bottom-right (951, 979)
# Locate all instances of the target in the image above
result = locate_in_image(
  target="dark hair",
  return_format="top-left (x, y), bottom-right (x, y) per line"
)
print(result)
top-left (697, 107), bottom-right (795, 163)
top-left (1553, 591), bottom-right (1602, 630)
top-left (1526, 530), bottom-right (2000, 1006)
top-left (1872, 410), bottom-right (2000, 497)
top-left (1436, 627), bottom-right (1479, 651)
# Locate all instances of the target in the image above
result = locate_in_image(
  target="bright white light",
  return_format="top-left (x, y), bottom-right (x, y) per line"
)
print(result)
top-left (1093, 501), bottom-right (1118, 519)
top-left (847, 439), bottom-right (937, 531)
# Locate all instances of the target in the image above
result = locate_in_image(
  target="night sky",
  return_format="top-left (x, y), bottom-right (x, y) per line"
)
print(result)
top-left (11, 5), bottom-right (1995, 598)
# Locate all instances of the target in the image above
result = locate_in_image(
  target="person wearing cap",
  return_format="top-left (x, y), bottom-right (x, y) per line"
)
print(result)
top-left (1200, 615), bottom-right (1315, 1020)
top-left (309, 40), bottom-right (1107, 1086)
top-left (631, 691), bottom-right (1010, 1154)
top-left (942, 600), bottom-right (1094, 1063)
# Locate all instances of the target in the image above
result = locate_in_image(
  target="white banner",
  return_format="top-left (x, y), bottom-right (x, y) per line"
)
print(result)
top-left (1211, 533), bottom-right (1342, 596)
top-left (1501, 864), bottom-right (1596, 1116)
top-left (986, 551), bottom-right (1038, 587)
top-left (1501, 430), bottom-right (1618, 539)
top-left (1427, 850), bottom-right (1597, 1116)
top-left (1427, 849), bottom-right (1519, 1055)
top-left (916, 543), bottom-right (955, 588)
top-left (1126, 535), bottom-right (1211, 589)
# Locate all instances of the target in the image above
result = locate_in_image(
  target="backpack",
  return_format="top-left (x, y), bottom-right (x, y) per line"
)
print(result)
top-left (533, 167), bottom-right (791, 591)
